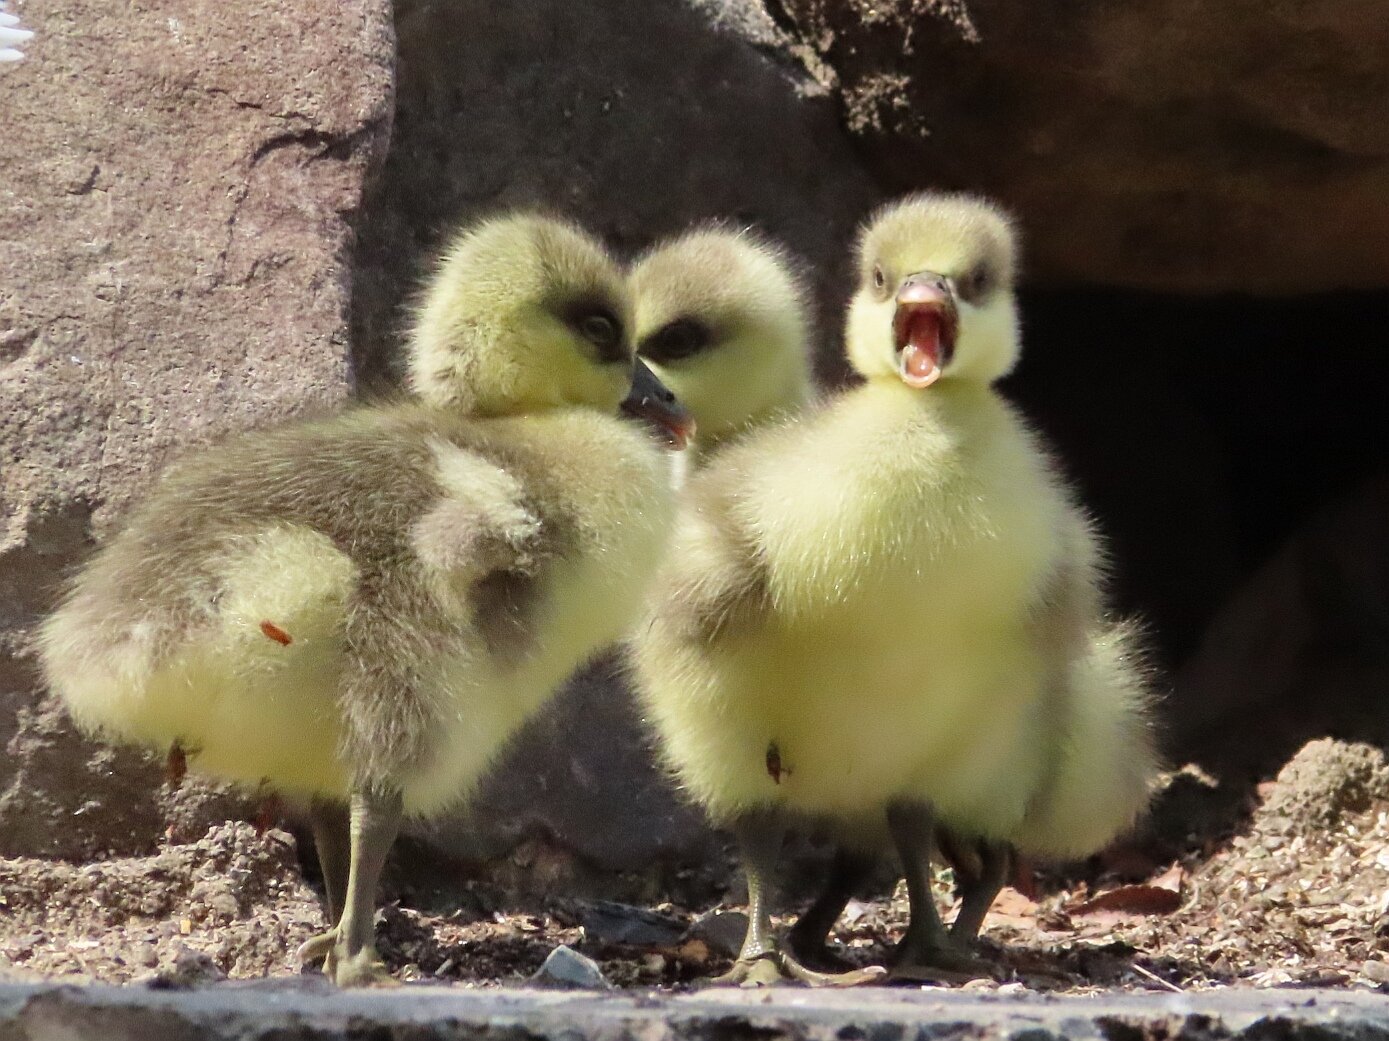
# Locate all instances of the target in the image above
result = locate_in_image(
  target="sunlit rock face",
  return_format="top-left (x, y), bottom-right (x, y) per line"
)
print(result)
top-left (0, 0), bottom-right (394, 858)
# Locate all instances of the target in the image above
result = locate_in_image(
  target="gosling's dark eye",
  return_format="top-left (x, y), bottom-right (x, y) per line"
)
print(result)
top-left (871, 264), bottom-right (887, 295)
top-left (579, 312), bottom-right (617, 346)
top-left (568, 307), bottom-right (626, 362)
top-left (957, 264), bottom-right (992, 304)
top-left (640, 317), bottom-right (711, 363)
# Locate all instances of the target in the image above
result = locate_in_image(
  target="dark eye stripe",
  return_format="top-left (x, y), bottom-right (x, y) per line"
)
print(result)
top-left (640, 317), bottom-right (711, 363)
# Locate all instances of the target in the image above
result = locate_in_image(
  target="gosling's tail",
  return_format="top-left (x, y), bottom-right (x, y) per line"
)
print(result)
top-left (1014, 619), bottom-right (1162, 860)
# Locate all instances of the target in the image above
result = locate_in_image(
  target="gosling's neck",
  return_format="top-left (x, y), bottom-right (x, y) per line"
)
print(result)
top-left (697, 401), bottom-right (798, 460)
top-left (694, 369), bottom-right (813, 462)
top-left (850, 376), bottom-right (1008, 452)
top-left (857, 374), bottom-right (997, 411)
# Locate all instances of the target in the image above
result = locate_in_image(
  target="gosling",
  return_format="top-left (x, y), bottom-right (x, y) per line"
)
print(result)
top-left (632, 193), bottom-right (1157, 985)
top-left (39, 212), bottom-right (691, 986)
top-left (630, 223), bottom-right (1027, 971)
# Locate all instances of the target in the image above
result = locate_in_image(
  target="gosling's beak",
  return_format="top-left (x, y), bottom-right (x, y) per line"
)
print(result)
top-left (621, 359), bottom-right (696, 451)
top-left (893, 272), bottom-right (959, 389)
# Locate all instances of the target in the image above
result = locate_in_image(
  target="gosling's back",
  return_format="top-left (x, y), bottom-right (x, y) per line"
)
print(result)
top-left (41, 402), bottom-right (672, 814)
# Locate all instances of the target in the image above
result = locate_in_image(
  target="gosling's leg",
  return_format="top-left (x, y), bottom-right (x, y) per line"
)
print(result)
top-left (296, 786), bottom-right (402, 986)
top-left (713, 811), bottom-right (785, 987)
top-left (308, 796), bottom-right (351, 926)
top-left (785, 846), bottom-right (876, 970)
top-left (949, 838), bottom-right (1011, 945)
top-left (714, 813), bottom-right (882, 988)
top-left (885, 800), bottom-right (993, 983)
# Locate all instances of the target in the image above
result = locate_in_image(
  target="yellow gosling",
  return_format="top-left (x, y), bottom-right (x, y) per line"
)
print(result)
top-left (40, 213), bottom-right (691, 987)
top-left (632, 193), bottom-right (1158, 986)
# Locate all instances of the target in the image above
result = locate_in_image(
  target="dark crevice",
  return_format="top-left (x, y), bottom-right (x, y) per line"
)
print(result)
top-left (1010, 287), bottom-right (1389, 772)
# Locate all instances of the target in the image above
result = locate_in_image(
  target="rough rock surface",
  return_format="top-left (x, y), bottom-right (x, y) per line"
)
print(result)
top-left (412, 659), bottom-right (723, 894)
top-left (350, 0), bottom-right (883, 390)
top-left (1100, 739), bottom-right (1389, 987)
top-left (0, 823), bottom-right (321, 983)
top-left (770, 0), bottom-right (1389, 293)
top-left (1258, 739), bottom-right (1389, 835)
top-left (0, 0), bottom-right (395, 858)
top-left (4, 984), bottom-right (1389, 1041)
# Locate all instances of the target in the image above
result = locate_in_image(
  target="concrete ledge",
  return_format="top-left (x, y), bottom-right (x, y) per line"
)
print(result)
top-left (3, 983), bottom-right (1387, 1041)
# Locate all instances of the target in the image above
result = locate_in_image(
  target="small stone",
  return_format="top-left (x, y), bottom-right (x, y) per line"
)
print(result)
top-left (1362, 960), bottom-right (1389, 984)
top-left (684, 910), bottom-right (749, 959)
top-left (530, 945), bottom-right (611, 989)
top-left (132, 942), bottom-right (160, 968)
top-left (208, 892), bottom-right (240, 921)
top-left (146, 946), bottom-right (227, 990)
top-left (842, 899), bottom-right (871, 924)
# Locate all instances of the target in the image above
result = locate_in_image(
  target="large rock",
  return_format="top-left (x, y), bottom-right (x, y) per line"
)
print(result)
top-left (1173, 476), bottom-right (1389, 778)
top-left (352, 0), bottom-right (881, 882)
top-left (0, 0), bottom-right (394, 858)
top-left (351, 0), bottom-right (883, 389)
top-left (770, 0), bottom-right (1389, 293)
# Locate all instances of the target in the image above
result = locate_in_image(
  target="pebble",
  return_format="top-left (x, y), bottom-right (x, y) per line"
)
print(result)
top-left (131, 942), bottom-right (160, 968)
top-left (530, 945), bottom-right (612, 989)
top-left (1362, 960), bottom-right (1389, 984)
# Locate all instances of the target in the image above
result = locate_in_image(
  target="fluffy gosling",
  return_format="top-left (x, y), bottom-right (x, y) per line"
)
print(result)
top-left (40, 212), bottom-right (691, 986)
top-left (632, 193), bottom-right (1157, 985)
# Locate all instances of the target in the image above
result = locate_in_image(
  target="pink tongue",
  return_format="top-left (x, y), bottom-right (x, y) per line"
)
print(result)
top-left (900, 311), bottom-right (943, 387)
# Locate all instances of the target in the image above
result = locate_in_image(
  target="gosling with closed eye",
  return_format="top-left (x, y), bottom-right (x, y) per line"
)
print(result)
top-left (632, 193), bottom-right (1157, 985)
top-left (631, 224), bottom-right (814, 462)
top-left (39, 212), bottom-right (691, 986)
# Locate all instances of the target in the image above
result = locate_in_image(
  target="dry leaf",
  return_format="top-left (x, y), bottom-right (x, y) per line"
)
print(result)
top-left (984, 886), bottom-right (1039, 930)
top-left (674, 938), bottom-right (711, 965)
top-left (1071, 884), bottom-right (1181, 916)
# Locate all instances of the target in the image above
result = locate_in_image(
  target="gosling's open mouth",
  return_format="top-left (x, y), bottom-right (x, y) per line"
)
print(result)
top-left (893, 276), bottom-right (958, 389)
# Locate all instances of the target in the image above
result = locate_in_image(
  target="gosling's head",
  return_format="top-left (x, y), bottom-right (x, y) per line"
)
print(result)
top-left (630, 226), bottom-right (812, 450)
top-left (846, 193), bottom-right (1019, 389)
top-left (409, 213), bottom-right (644, 419)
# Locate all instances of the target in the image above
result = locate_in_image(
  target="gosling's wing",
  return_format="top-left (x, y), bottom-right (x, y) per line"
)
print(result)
top-left (44, 408), bottom-right (444, 656)
top-left (408, 439), bottom-right (542, 582)
top-left (650, 452), bottom-right (774, 647)
top-left (1016, 619), bottom-right (1161, 860)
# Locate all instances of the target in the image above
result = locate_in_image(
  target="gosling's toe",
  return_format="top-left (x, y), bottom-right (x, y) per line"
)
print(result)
top-left (886, 942), bottom-right (997, 985)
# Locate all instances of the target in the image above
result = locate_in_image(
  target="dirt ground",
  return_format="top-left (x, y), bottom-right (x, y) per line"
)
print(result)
top-left (3, 737), bottom-right (1388, 993)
